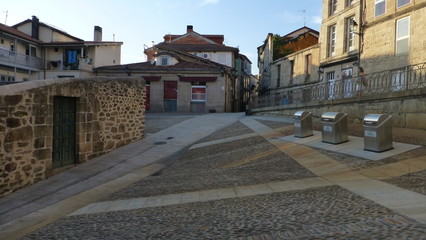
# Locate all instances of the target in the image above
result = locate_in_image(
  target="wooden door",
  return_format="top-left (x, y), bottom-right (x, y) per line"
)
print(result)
top-left (163, 81), bottom-right (177, 112)
top-left (52, 96), bottom-right (77, 168)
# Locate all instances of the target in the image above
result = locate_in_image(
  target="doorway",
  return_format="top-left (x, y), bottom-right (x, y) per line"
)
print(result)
top-left (52, 96), bottom-right (77, 168)
top-left (164, 81), bottom-right (177, 112)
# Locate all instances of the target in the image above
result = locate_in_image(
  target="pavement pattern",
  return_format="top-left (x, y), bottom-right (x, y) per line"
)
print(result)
top-left (1, 113), bottom-right (426, 239)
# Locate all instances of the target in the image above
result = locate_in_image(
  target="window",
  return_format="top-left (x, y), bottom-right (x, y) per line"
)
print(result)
top-left (342, 68), bottom-right (354, 98)
top-left (375, 0), bottom-right (386, 17)
top-left (327, 71), bottom-right (337, 99)
top-left (345, 0), bottom-right (354, 7)
top-left (397, 0), bottom-right (411, 8)
top-left (391, 68), bottom-right (407, 91)
top-left (329, 0), bottom-right (338, 16)
top-left (276, 64), bottom-right (281, 88)
top-left (345, 16), bottom-right (356, 52)
top-left (305, 54), bottom-right (312, 75)
top-left (396, 17), bottom-right (410, 55)
top-left (327, 71), bottom-right (335, 81)
top-left (191, 82), bottom-right (206, 102)
top-left (161, 57), bottom-right (168, 66)
top-left (328, 25), bottom-right (336, 57)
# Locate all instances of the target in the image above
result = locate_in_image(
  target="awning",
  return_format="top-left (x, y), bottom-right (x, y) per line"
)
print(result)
top-left (179, 76), bottom-right (217, 82)
top-left (142, 76), bottom-right (161, 81)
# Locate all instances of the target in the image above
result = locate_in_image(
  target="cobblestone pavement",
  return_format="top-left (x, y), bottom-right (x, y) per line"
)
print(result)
top-left (384, 169), bottom-right (426, 195)
top-left (21, 114), bottom-right (426, 239)
top-left (25, 186), bottom-right (426, 239)
top-left (107, 135), bottom-right (315, 200)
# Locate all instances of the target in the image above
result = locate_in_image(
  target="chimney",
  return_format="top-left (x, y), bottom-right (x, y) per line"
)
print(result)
top-left (94, 26), bottom-right (102, 42)
top-left (187, 25), bottom-right (193, 33)
top-left (31, 16), bottom-right (39, 39)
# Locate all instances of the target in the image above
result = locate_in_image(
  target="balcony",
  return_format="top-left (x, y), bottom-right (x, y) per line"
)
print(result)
top-left (0, 48), bottom-right (43, 70)
top-left (47, 58), bottom-right (93, 72)
top-left (252, 62), bottom-right (426, 108)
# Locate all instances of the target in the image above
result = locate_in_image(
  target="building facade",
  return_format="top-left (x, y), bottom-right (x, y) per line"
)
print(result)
top-left (361, 0), bottom-right (426, 72)
top-left (258, 27), bottom-right (320, 94)
top-left (0, 16), bottom-right (122, 84)
top-left (98, 26), bottom-right (252, 113)
top-left (319, 0), bottom-right (361, 94)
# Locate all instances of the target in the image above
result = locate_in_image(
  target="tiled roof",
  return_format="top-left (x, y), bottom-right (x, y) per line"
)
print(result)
top-left (12, 19), bottom-right (84, 42)
top-left (157, 42), bottom-right (238, 53)
top-left (0, 23), bottom-right (42, 44)
top-left (163, 34), bottom-right (224, 45)
top-left (95, 60), bottom-right (222, 72)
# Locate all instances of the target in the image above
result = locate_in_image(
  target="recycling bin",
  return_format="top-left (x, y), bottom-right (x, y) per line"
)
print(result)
top-left (294, 111), bottom-right (313, 138)
top-left (321, 112), bottom-right (348, 144)
top-left (363, 114), bottom-right (393, 152)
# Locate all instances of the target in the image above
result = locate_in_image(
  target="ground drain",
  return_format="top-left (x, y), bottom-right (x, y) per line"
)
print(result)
top-left (154, 141), bottom-right (167, 145)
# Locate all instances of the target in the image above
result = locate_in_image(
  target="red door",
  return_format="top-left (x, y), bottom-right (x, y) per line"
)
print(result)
top-left (164, 81), bottom-right (177, 111)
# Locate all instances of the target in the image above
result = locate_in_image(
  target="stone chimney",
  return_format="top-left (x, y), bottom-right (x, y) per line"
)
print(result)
top-left (94, 26), bottom-right (102, 42)
top-left (31, 16), bottom-right (40, 39)
top-left (187, 25), bottom-right (193, 33)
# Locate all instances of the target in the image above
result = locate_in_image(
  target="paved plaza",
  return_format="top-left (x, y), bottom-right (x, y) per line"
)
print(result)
top-left (1, 113), bottom-right (426, 239)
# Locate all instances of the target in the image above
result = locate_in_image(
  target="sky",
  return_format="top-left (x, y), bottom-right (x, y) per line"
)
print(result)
top-left (2, 0), bottom-right (323, 74)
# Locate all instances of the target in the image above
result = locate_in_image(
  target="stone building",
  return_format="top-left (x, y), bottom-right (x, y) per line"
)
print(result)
top-left (0, 77), bottom-right (145, 196)
top-left (0, 16), bottom-right (122, 83)
top-left (319, 0), bottom-right (361, 89)
top-left (361, 0), bottom-right (426, 72)
top-left (97, 26), bottom-right (253, 113)
top-left (257, 27), bottom-right (320, 93)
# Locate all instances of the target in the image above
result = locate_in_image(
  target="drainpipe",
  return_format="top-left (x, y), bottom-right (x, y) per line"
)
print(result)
top-left (357, 0), bottom-right (364, 68)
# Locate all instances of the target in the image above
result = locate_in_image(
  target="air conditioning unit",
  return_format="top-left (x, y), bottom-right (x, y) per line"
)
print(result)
top-left (196, 52), bottom-right (210, 59)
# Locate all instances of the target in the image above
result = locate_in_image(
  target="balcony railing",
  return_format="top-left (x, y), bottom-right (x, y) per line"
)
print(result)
top-left (0, 48), bottom-right (43, 69)
top-left (252, 62), bottom-right (426, 108)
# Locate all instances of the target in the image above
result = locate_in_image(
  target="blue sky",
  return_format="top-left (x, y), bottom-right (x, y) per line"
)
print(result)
top-left (2, 0), bottom-right (322, 73)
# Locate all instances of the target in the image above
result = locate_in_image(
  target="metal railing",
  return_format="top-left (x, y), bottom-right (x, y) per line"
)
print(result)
top-left (252, 62), bottom-right (426, 108)
top-left (0, 48), bottom-right (43, 69)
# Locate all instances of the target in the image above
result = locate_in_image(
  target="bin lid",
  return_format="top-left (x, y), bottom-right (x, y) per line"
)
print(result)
top-left (294, 111), bottom-right (311, 119)
top-left (321, 112), bottom-right (345, 122)
top-left (363, 114), bottom-right (390, 125)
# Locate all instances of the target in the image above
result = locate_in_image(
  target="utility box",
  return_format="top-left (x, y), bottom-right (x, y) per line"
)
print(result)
top-left (363, 114), bottom-right (393, 152)
top-left (321, 112), bottom-right (348, 144)
top-left (294, 111), bottom-right (313, 138)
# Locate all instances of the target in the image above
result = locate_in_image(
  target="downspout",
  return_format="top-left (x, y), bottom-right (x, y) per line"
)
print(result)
top-left (358, 0), bottom-right (364, 68)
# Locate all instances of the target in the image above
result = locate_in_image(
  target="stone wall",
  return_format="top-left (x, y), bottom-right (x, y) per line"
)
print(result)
top-left (251, 88), bottom-right (426, 130)
top-left (0, 77), bottom-right (145, 197)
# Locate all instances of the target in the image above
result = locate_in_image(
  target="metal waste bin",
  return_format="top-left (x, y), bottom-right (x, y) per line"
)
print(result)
top-left (321, 112), bottom-right (348, 144)
top-left (363, 114), bottom-right (393, 152)
top-left (294, 111), bottom-right (313, 138)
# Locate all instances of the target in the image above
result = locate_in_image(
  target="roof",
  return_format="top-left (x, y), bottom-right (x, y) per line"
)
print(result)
top-left (157, 42), bottom-right (238, 53)
top-left (283, 26), bottom-right (319, 39)
top-left (0, 23), bottom-right (42, 44)
top-left (12, 18), bottom-right (84, 42)
top-left (163, 33), bottom-right (224, 45)
top-left (41, 41), bottom-right (123, 47)
top-left (95, 60), bottom-right (222, 73)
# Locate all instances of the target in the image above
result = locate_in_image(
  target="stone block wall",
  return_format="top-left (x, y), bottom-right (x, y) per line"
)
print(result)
top-left (0, 77), bottom-right (145, 197)
top-left (252, 88), bottom-right (426, 130)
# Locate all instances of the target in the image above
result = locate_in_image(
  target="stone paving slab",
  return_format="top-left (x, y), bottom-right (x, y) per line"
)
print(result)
top-left (280, 130), bottom-right (421, 161)
top-left (189, 132), bottom-right (258, 150)
top-left (360, 155), bottom-right (426, 179)
top-left (240, 117), bottom-right (426, 224)
top-left (70, 177), bottom-right (331, 216)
